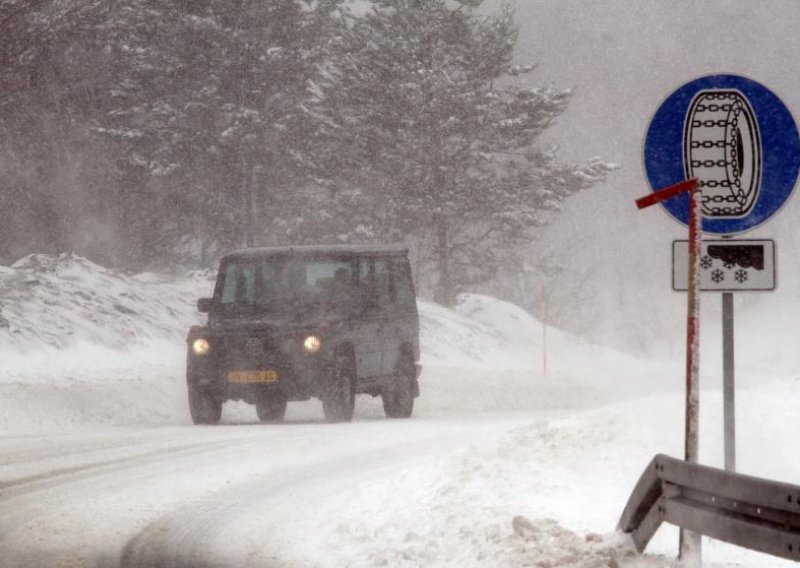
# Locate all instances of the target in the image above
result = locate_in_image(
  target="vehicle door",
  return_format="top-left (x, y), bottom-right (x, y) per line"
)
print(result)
top-left (353, 257), bottom-right (382, 378)
top-left (372, 257), bottom-right (396, 376)
top-left (382, 256), bottom-right (418, 374)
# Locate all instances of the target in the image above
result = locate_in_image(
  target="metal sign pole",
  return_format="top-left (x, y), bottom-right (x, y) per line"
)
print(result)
top-left (722, 292), bottom-right (736, 472)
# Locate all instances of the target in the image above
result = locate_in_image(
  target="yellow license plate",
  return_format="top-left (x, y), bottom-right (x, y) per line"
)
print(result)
top-left (228, 370), bottom-right (279, 384)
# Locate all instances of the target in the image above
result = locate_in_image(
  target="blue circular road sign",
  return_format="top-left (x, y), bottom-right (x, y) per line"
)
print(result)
top-left (644, 74), bottom-right (800, 234)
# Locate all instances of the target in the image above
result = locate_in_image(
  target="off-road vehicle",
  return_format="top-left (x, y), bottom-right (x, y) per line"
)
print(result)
top-left (186, 245), bottom-right (421, 424)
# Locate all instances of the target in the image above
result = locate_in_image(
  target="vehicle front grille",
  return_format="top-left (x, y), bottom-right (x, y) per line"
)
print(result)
top-left (219, 334), bottom-right (285, 371)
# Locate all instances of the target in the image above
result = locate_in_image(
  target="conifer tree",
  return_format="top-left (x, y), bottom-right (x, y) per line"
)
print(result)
top-left (99, 0), bottom-right (345, 263)
top-left (316, 0), bottom-right (614, 304)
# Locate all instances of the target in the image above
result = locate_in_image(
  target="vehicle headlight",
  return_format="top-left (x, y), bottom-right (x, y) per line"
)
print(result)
top-left (303, 335), bottom-right (321, 353)
top-left (192, 338), bottom-right (211, 356)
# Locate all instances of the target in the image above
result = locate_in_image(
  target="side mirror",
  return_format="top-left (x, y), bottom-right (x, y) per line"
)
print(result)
top-left (197, 298), bottom-right (213, 313)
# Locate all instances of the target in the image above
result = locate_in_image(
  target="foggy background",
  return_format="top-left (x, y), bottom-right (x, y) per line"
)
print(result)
top-left (3, 0), bottom-right (800, 359)
top-left (503, 0), bottom-right (800, 356)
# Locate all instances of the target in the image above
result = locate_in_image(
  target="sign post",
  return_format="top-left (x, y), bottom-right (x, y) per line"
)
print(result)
top-left (722, 291), bottom-right (735, 472)
top-left (640, 73), bottom-right (800, 564)
top-left (636, 178), bottom-right (702, 563)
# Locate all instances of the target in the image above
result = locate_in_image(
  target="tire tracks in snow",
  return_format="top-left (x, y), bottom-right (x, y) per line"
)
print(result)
top-left (0, 436), bottom-right (250, 498)
top-left (0, 415), bottom-right (531, 568)
top-left (119, 437), bottom-right (461, 568)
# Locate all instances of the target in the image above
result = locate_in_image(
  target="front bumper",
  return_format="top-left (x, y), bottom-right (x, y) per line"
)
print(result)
top-left (187, 332), bottom-right (329, 402)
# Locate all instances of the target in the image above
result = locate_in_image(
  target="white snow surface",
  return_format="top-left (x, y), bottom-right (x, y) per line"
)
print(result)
top-left (0, 254), bottom-right (797, 567)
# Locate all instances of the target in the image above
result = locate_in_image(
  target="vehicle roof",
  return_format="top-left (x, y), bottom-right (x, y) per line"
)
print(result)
top-left (221, 244), bottom-right (409, 262)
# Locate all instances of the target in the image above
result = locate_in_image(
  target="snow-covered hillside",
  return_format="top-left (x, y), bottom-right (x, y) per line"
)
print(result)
top-left (0, 253), bottom-right (211, 350)
top-left (0, 253), bottom-right (680, 432)
top-left (1, 254), bottom-right (798, 567)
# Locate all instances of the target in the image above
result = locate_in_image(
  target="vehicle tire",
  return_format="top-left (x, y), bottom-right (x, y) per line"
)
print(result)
top-left (256, 393), bottom-right (288, 423)
top-left (322, 352), bottom-right (355, 423)
top-left (188, 385), bottom-right (222, 425)
top-left (382, 355), bottom-right (415, 419)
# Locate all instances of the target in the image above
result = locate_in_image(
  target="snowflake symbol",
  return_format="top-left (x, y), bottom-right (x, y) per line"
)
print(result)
top-left (700, 256), bottom-right (713, 270)
top-left (724, 262), bottom-right (735, 270)
top-left (711, 269), bottom-right (725, 283)
top-left (735, 269), bottom-right (748, 284)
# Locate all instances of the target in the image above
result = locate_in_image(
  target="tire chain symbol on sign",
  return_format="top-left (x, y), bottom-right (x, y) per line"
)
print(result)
top-left (683, 90), bottom-right (762, 218)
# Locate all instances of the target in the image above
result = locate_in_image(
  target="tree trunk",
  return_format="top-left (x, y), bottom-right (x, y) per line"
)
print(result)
top-left (433, 212), bottom-right (453, 306)
top-left (240, 154), bottom-right (254, 248)
top-left (245, 164), bottom-right (255, 248)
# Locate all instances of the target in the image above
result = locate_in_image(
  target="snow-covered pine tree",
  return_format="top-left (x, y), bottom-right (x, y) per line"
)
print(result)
top-left (98, 0), bottom-right (345, 264)
top-left (315, 0), bottom-right (615, 305)
top-left (0, 0), bottom-right (120, 263)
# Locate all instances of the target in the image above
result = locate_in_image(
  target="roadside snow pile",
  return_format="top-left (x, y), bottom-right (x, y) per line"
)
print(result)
top-left (0, 253), bottom-right (214, 432)
top-left (0, 252), bottom-right (211, 351)
top-left (419, 292), bottom-right (681, 411)
top-left (0, 253), bottom-right (679, 430)
top-left (305, 412), bottom-right (681, 568)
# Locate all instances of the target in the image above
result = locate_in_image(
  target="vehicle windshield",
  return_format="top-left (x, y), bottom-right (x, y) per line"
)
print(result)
top-left (216, 257), bottom-right (364, 318)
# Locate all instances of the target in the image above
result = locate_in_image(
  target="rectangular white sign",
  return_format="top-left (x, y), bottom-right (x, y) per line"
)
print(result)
top-left (672, 239), bottom-right (776, 292)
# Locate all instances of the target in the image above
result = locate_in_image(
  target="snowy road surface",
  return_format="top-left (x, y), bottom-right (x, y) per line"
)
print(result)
top-left (3, 389), bottom-right (799, 568)
top-left (4, 364), bottom-right (800, 568)
top-left (0, 412), bottom-right (537, 567)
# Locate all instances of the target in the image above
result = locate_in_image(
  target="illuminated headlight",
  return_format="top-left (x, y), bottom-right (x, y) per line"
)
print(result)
top-left (192, 338), bottom-right (211, 356)
top-left (303, 335), bottom-right (321, 353)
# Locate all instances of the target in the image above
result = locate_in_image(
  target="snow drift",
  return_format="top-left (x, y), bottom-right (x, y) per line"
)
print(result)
top-left (0, 253), bottom-right (680, 433)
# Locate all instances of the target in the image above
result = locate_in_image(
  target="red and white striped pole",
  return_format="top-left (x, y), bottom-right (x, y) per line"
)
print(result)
top-left (636, 178), bottom-right (702, 565)
top-left (684, 183), bottom-right (701, 466)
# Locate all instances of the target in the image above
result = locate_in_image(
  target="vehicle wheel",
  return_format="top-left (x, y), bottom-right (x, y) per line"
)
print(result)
top-left (382, 356), bottom-right (415, 419)
top-left (322, 352), bottom-right (355, 423)
top-left (188, 385), bottom-right (222, 425)
top-left (256, 393), bottom-right (287, 423)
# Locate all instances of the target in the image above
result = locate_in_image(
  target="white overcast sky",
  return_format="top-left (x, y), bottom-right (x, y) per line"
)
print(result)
top-left (496, 0), bottom-right (800, 349)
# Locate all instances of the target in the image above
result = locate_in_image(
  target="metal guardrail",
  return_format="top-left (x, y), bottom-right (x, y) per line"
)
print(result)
top-left (618, 454), bottom-right (800, 561)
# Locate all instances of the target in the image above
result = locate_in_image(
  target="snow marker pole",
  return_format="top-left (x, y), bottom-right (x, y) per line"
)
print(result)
top-left (680, 183), bottom-right (702, 565)
top-left (684, 184), bottom-right (701, 466)
top-left (636, 178), bottom-right (702, 566)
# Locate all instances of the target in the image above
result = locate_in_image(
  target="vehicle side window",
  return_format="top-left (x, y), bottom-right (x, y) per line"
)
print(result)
top-left (305, 260), bottom-right (353, 291)
top-left (258, 262), bottom-right (280, 301)
top-left (221, 264), bottom-right (255, 304)
top-left (358, 258), bottom-right (377, 309)
top-left (393, 259), bottom-right (416, 311)
top-left (374, 258), bottom-right (393, 309)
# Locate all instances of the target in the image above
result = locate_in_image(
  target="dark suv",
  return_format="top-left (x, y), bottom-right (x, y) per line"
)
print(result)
top-left (186, 245), bottom-right (421, 424)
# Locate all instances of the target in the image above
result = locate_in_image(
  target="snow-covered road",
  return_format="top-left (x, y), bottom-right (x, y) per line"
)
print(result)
top-left (0, 413), bottom-right (535, 567)
top-left (3, 378), bottom-right (800, 567)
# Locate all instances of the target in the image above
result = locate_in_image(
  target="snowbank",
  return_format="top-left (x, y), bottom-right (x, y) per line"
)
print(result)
top-left (0, 253), bottom-right (211, 351)
top-left (0, 254), bottom-right (683, 432)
